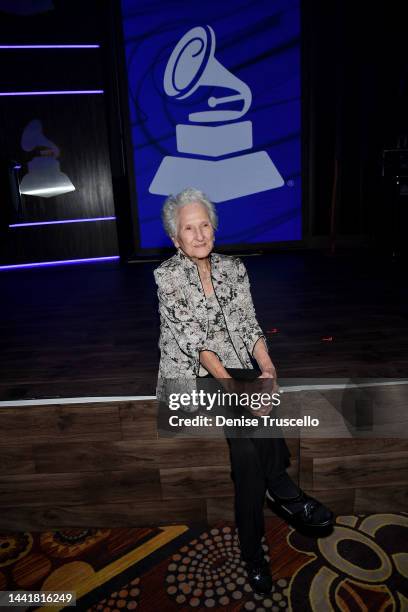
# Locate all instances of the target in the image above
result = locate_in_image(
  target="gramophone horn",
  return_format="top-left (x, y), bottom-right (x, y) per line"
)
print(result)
top-left (164, 25), bottom-right (252, 123)
top-left (164, 25), bottom-right (215, 100)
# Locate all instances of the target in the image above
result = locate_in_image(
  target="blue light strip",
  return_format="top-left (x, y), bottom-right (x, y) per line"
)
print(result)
top-left (0, 45), bottom-right (100, 49)
top-left (0, 90), bottom-right (103, 96)
top-left (0, 256), bottom-right (120, 271)
top-left (9, 216), bottom-right (116, 228)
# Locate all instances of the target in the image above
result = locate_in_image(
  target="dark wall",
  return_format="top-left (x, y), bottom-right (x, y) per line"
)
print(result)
top-left (304, 0), bottom-right (408, 247)
top-left (0, 0), bottom-right (120, 265)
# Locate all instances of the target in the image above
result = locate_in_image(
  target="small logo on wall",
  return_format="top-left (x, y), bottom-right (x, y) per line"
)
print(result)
top-left (19, 119), bottom-right (76, 198)
top-left (149, 25), bottom-right (284, 202)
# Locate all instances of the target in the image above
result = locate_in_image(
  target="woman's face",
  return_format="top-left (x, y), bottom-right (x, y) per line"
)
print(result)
top-left (173, 202), bottom-right (215, 260)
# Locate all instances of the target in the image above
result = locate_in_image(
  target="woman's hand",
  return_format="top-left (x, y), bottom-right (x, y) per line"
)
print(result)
top-left (258, 368), bottom-right (275, 379)
top-left (252, 338), bottom-right (279, 391)
top-left (258, 365), bottom-right (280, 402)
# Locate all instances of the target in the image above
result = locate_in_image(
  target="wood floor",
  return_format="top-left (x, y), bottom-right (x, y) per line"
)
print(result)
top-left (0, 249), bottom-right (407, 401)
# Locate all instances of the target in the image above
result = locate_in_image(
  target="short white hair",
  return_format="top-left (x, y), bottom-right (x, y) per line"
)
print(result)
top-left (161, 187), bottom-right (218, 238)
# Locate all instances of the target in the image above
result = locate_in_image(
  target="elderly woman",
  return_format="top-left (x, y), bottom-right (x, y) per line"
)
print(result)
top-left (154, 188), bottom-right (332, 595)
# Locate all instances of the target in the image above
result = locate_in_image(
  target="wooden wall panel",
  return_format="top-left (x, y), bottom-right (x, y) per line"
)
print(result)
top-left (286, 437), bottom-right (299, 459)
top-left (299, 456), bottom-right (314, 490)
top-left (0, 469), bottom-right (160, 507)
top-left (0, 446), bottom-right (34, 475)
top-left (119, 401), bottom-right (158, 440)
top-left (0, 403), bottom-right (121, 446)
top-left (160, 466), bottom-right (234, 500)
top-left (0, 49), bottom-right (103, 93)
top-left (313, 451), bottom-right (408, 489)
top-left (300, 438), bottom-right (408, 458)
top-left (286, 459), bottom-right (299, 484)
top-left (300, 436), bottom-right (408, 516)
top-left (2, 221), bottom-right (118, 264)
top-left (0, 500), bottom-right (207, 531)
top-left (206, 497), bottom-right (235, 523)
top-left (0, 398), bottom-right (406, 529)
top-left (33, 439), bottom-right (231, 473)
top-left (355, 485), bottom-right (408, 513)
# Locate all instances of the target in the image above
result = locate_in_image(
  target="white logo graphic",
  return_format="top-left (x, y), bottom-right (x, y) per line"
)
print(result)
top-left (149, 25), bottom-right (284, 202)
top-left (19, 119), bottom-right (75, 198)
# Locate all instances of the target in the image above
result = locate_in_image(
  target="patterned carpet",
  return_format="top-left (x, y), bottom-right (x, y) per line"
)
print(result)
top-left (0, 513), bottom-right (407, 612)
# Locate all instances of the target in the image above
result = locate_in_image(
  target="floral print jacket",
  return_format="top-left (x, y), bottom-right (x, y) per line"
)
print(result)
top-left (154, 248), bottom-right (266, 398)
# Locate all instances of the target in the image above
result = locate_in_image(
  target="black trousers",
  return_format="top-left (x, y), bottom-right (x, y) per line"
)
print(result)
top-left (227, 436), bottom-right (291, 563)
top-left (198, 368), bottom-right (292, 564)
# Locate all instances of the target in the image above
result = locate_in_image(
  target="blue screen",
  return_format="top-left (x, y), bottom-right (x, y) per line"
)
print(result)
top-left (121, 0), bottom-right (301, 248)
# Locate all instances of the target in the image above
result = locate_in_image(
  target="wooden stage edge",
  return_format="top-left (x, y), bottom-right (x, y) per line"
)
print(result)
top-left (0, 396), bottom-right (408, 531)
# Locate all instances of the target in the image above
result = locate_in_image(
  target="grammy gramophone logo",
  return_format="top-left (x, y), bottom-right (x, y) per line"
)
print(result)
top-left (19, 119), bottom-right (75, 198)
top-left (149, 25), bottom-right (284, 202)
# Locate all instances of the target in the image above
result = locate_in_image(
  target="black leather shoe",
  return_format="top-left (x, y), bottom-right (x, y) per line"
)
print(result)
top-left (266, 489), bottom-right (333, 528)
top-left (246, 558), bottom-right (273, 595)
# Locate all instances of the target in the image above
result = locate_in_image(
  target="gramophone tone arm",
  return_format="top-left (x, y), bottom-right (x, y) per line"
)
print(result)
top-left (208, 94), bottom-right (243, 107)
top-left (188, 79), bottom-right (252, 123)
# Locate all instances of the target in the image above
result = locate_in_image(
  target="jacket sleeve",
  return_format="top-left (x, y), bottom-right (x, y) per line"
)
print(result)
top-left (235, 258), bottom-right (268, 357)
top-left (154, 267), bottom-right (207, 374)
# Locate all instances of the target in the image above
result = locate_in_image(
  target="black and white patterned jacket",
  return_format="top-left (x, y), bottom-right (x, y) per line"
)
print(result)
top-left (154, 248), bottom-right (266, 398)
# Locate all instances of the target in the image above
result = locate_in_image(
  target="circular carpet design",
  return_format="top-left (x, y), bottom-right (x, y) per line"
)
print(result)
top-left (40, 528), bottom-right (111, 558)
top-left (88, 577), bottom-right (141, 611)
top-left (165, 526), bottom-right (289, 609)
top-left (288, 513), bottom-right (408, 611)
top-left (0, 532), bottom-right (33, 568)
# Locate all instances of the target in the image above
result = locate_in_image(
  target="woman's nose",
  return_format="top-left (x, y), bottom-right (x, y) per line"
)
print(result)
top-left (195, 227), bottom-right (204, 241)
